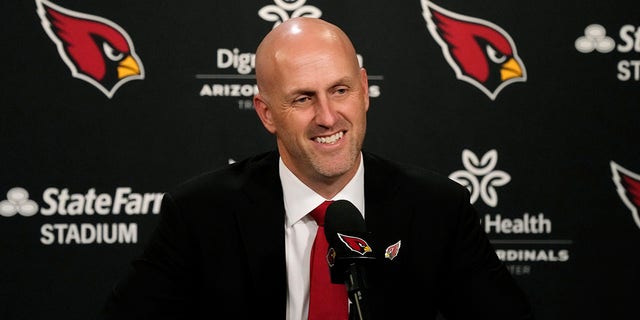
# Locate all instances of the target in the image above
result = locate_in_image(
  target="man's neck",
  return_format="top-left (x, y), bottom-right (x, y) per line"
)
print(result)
top-left (282, 153), bottom-right (362, 199)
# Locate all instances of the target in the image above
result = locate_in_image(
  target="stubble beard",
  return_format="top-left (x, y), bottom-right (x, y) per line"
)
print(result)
top-left (309, 147), bottom-right (360, 179)
top-left (308, 130), bottom-right (364, 181)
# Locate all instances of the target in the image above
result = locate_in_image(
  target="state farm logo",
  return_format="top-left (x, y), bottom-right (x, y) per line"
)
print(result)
top-left (575, 24), bottom-right (640, 81)
top-left (36, 0), bottom-right (144, 98)
top-left (575, 24), bottom-right (639, 53)
top-left (575, 24), bottom-right (616, 53)
top-left (610, 161), bottom-right (640, 230)
top-left (1, 186), bottom-right (162, 245)
top-left (420, 0), bottom-right (526, 100)
top-left (1, 187), bottom-right (162, 217)
top-left (448, 149), bottom-right (511, 207)
top-left (0, 187), bottom-right (39, 217)
top-left (258, 0), bottom-right (322, 29)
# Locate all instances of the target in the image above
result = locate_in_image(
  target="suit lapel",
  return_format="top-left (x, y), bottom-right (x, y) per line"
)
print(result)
top-left (363, 152), bottom-right (401, 234)
top-left (234, 152), bottom-right (287, 315)
top-left (362, 152), bottom-right (414, 262)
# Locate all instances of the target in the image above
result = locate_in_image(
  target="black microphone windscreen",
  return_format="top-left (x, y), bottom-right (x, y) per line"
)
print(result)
top-left (324, 199), bottom-right (365, 239)
top-left (323, 200), bottom-right (375, 287)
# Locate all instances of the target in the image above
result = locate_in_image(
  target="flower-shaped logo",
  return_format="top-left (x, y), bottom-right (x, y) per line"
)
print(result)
top-left (449, 149), bottom-right (511, 207)
top-left (258, 0), bottom-right (322, 29)
top-left (0, 187), bottom-right (39, 217)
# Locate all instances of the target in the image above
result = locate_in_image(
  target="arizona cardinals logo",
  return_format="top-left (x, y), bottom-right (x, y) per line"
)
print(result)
top-left (611, 161), bottom-right (640, 230)
top-left (421, 0), bottom-right (526, 100)
top-left (35, 0), bottom-right (144, 98)
top-left (384, 240), bottom-right (401, 261)
top-left (326, 247), bottom-right (337, 267)
top-left (337, 233), bottom-right (372, 255)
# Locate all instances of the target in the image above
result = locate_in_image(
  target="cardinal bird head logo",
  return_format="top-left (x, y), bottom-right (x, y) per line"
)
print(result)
top-left (36, 0), bottom-right (144, 98)
top-left (337, 233), bottom-right (373, 256)
top-left (421, 1), bottom-right (526, 100)
top-left (611, 161), bottom-right (640, 230)
top-left (384, 240), bottom-right (401, 261)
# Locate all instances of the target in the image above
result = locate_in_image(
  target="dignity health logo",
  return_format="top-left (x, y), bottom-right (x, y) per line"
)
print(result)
top-left (575, 24), bottom-right (640, 81)
top-left (198, 0), bottom-right (323, 106)
top-left (258, 0), bottom-right (322, 29)
top-left (0, 186), bottom-right (162, 245)
top-left (448, 150), bottom-right (569, 275)
top-left (199, 0), bottom-right (382, 108)
top-left (449, 149), bottom-right (511, 207)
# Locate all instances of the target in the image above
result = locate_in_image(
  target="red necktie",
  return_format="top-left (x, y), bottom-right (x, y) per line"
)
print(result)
top-left (308, 200), bottom-right (349, 320)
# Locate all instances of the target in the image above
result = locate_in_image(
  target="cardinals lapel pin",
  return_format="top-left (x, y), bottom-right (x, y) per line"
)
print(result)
top-left (385, 240), bottom-right (401, 261)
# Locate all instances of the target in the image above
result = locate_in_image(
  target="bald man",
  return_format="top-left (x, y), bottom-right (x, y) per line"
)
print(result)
top-left (101, 18), bottom-right (532, 320)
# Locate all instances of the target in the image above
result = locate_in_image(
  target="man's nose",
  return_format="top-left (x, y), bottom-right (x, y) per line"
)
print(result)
top-left (314, 96), bottom-right (338, 127)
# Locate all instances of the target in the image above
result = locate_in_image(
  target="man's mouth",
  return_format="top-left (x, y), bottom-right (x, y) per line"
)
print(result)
top-left (314, 131), bottom-right (344, 144)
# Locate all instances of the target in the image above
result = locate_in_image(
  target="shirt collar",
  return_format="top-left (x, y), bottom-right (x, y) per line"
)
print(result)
top-left (279, 154), bottom-right (365, 228)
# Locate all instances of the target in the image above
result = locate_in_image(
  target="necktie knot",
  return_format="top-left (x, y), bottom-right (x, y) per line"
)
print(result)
top-left (310, 200), bottom-right (332, 226)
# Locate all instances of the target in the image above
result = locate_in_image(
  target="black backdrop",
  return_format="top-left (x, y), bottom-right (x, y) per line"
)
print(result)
top-left (1, 0), bottom-right (638, 319)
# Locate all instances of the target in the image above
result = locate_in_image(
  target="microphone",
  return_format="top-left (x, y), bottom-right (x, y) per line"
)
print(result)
top-left (325, 200), bottom-right (375, 320)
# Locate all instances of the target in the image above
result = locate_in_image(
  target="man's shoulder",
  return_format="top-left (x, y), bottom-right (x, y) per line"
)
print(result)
top-left (363, 151), bottom-right (467, 196)
top-left (363, 151), bottom-right (449, 182)
top-left (168, 150), bottom-right (279, 200)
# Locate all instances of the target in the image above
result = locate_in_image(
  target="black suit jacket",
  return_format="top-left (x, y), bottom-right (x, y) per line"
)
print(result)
top-left (102, 151), bottom-right (532, 319)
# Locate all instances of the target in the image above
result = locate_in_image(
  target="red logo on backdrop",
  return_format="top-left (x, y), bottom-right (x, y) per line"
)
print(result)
top-left (36, 0), bottom-right (144, 98)
top-left (420, 0), bottom-right (526, 100)
top-left (611, 161), bottom-right (640, 230)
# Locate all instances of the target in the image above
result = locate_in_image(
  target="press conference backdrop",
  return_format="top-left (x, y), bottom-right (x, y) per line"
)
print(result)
top-left (1, 0), bottom-right (638, 319)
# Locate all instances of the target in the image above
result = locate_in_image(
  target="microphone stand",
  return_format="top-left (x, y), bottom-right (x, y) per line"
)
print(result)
top-left (346, 262), bottom-right (372, 320)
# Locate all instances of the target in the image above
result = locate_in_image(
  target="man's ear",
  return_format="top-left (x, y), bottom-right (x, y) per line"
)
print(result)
top-left (361, 68), bottom-right (370, 112)
top-left (253, 94), bottom-right (276, 134)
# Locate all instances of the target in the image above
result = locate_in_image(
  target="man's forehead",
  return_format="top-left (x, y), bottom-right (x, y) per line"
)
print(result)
top-left (275, 51), bottom-right (356, 81)
top-left (284, 75), bottom-right (355, 94)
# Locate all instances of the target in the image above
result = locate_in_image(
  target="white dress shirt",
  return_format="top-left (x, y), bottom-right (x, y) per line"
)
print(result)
top-left (280, 155), bottom-right (365, 320)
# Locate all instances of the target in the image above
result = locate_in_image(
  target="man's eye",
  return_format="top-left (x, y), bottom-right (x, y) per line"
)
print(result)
top-left (294, 97), bottom-right (311, 104)
top-left (335, 88), bottom-right (348, 95)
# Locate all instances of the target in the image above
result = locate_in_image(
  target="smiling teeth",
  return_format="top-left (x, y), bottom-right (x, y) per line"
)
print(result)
top-left (315, 131), bottom-right (343, 144)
